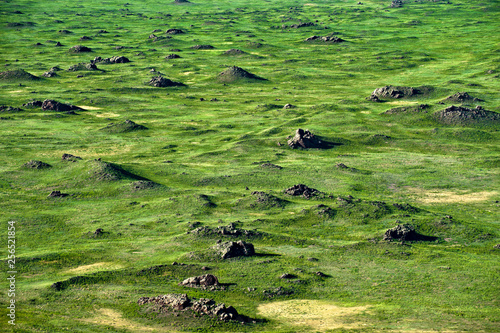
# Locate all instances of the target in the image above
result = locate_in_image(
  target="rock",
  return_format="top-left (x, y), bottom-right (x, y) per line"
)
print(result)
top-left (305, 35), bottom-right (345, 43)
top-left (43, 69), bottom-right (57, 77)
top-left (444, 92), bottom-right (482, 103)
top-left (23, 100), bottom-right (43, 108)
top-left (62, 153), bottom-right (82, 162)
top-left (390, 0), bottom-right (403, 7)
top-left (316, 271), bottom-right (327, 277)
top-left (0, 105), bottom-right (22, 113)
top-left (191, 223), bottom-right (261, 238)
top-left (287, 129), bottom-right (332, 149)
top-left (148, 76), bottom-right (185, 87)
top-left (47, 191), bottom-right (69, 198)
top-left (68, 62), bottom-right (98, 71)
top-left (80, 36), bottom-right (92, 40)
top-left (179, 274), bottom-right (219, 288)
top-left (371, 85), bottom-right (421, 99)
top-left (41, 99), bottom-right (82, 112)
top-left (69, 45), bottom-right (92, 53)
top-left (212, 240), bottom-right (255, 259)
top-left (283, 103), bottom-right (295, 109)
top-left (109, 55), bottom-right (130, 63)
top-left (284, 184), bottom-right (319, 198)
top-left (22, 160), bottom-right (52, 169)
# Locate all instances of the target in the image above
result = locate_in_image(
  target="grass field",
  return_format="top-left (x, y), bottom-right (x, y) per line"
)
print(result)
top-left (0, 0), bottom-right (499, 332)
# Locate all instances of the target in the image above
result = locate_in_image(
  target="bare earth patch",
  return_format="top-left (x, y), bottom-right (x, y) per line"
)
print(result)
top-left (81, 308), bottom-right (163, 332)
top-left (407, 188), bottom-right (497, 204)
top-left (257, 299), bottom-right (370, 332)
top-left (64, 262), bottom-right (124, 274)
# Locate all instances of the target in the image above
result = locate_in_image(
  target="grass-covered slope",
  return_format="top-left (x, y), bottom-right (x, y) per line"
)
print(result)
top-left (0, 0), bottom-right (499, 332)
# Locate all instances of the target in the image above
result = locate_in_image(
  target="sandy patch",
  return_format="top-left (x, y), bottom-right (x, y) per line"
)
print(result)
top-left (304, 3), bottom-right (317, 6)
top-left (77, 105), bottom-right (102, 110)
top-left (258, 299), bottom-right (370, 332)
top-left (64, 262), bottom-right (124, 274)
top-left (95, 112), bottom-right (120, 118)
top-left (81, 308), bottom-right (163, 332)
top-left (9, 90), bottom-right (23, 93)
top-left (407, 188), bottom-right (497, 204)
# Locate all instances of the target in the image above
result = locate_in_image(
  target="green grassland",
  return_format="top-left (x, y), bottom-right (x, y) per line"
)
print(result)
top-left (0, 0), bottom-right (499, 331)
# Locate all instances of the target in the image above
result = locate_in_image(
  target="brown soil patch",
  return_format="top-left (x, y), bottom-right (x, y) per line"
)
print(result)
top-left (258, 299), bottom-right (370, 332)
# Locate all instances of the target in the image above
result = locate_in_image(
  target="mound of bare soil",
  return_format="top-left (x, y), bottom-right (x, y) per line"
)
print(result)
top-left (433, 106), bottom-right (500, 126)
top-left (62, 153), bottom-right (82, 162)
top-left (370, 85), bottom-right (433, 99)
top-left (100, 119), bottom-right (148, 133)
top-left (179, 274), bottom-right (220, 289)
top-left (69, 45), bottom-right (92, 53)
top-left (0, 105), bottom-right (22, 113)
top-left (444, 92), bottom-right (482, 103)
top-left (383, 224), bottom-right (437, 242)
top-left (165, 54), bottom-right (181, 59)
top-left (93, 56), bottom-right (130, 64)
top-left (68, 62), bottom-right (98, 71)
top-left (305, 35), bottom-right (345, 43)
top-left (23, 160), bottom-right (52, 169)
top-left (260, 163), bottom-right (282, 170)
top-left (41, 99), bottom-right (82, 112)
top-left (211, 240), bottom-right (255, 259)
top-left (138, 294), bottom-right (250, 322)
top-left (47, 191), bottom-right (69, 198)
top-left (284, 184), bottom-right (320, 199)
top-left (287, 129), bottom-right (334, 149)
top-left (191, 44), bottom-right (214, 50)
top-left (217, 66), bottom-right (266, 83)
top-left (383, 104), bottom-right (430, 114)
top-left (23, 100), bottom-right (43, 108)
top-left (189, 222), bottom-right (262, 238)
top-left (222, 49), bottom-right (247, 55)
top-left (0, 69), bottom-right (39, 81)
top-left (174, 0), bottom-right (190, 3)
top-left (166, 28), bottom-right (185, 34)
top-left (149, 76), bottom-right (185, 87)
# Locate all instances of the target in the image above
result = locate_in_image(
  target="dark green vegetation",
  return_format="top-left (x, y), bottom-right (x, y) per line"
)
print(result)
top-left (1, 0), bottom-right (499, 332)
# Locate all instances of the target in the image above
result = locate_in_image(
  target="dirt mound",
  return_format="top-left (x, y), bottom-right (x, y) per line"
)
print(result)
top-left (42, 99), bottom-right (82, 112)
top-left (251, 191), bottom-right (288, 208)
top-left (62, 153), bottom-right (82, 162)
top-left (390, 0), bottom-right (403, 7)
top-left (69, 45), bottom-right (92, 53)
top-left (23, 100), bottom-right (43, 108)
top-left (179, 274), bottom-right (220, 289)
top-left (138, 294), bottom-right (249, 322)
top-left (260, 163), bottom-right (282, 169)
top-left (101, 120), bottom-right (148, 133)
top-left (305, 35), bottom-right (345, 43)
top-left (433, 106), bottom-right (500, 126)
top-left (93, 56), bottom-right (130, 64)
top-left (217, 66), bottom-right (266, 83)
top-left (211, 240), bottom-right (255, 259)
top-left (47, 191), bottom-right (69, 198)
top-left (131, 180), bottom-right (159, 191)
top-left (0, 69), bottom-right (39, 81)
top-left (148, 76), bottom-right (185, 87)
top-left (383, 104), bottom-right (430, 114)
top-left (0, 105), bottom-right (22, 113)
top-left (58, 29), bottom-right (72, 34)
top-left (383, 224), bottom-right (437, 242)
top-left (370, 85), bottom-right (433, 99)
top-left (444, 92), bottom-right (482, 103)
top-left (68, 62), bottom-right (98, 71)
top-left (23, 160), bottom-right (52, 169)
top-left (189, 222), bottom-right (261, 238)
top-left (174, 0), bottom-right (190, 3)
top-left (166, 28), bottom-right (184, 34)
top-left (89, 159), bottom-right (147, 181)
top-left (165, 54), bottom-right (181, 59)
top-left (222, 49), bottom-right (246, 55)
top-left (246, 42), bottom-right (263, 48)
top-left (287, 129), bottom-right (333, 149)
top-left (284, 184), bottom-right (319, 198)
top-left (191, 44), bottom-right (214, 50)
